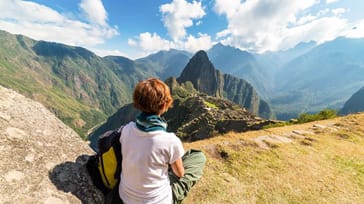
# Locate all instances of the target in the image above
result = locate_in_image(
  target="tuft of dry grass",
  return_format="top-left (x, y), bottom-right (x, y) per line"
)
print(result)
top-left (182, 112), bottom-right (364, 204)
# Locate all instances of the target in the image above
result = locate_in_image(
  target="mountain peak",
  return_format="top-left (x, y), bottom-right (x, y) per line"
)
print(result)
top-left (194, 50), bottom-right (209, 59)
top-left (177, 50), bottom-right (273, 118)
top-left (177, 50), bottom-right (222, 97)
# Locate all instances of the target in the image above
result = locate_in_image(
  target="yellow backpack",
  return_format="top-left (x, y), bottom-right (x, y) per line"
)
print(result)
top-left (86, 127), bottom-right (123, 195)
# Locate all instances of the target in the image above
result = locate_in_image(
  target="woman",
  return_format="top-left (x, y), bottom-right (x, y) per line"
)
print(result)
top-left (118, 78), bottom-right (206, 204)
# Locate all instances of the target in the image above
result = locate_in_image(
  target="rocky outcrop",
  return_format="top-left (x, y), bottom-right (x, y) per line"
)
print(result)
top-left (0, 86), bottom-right (103, 203)
top-left (340, 86), bottom-right (364, 115)
top-left (164, 94), bottom-right (274, 141)
top-left (177, 50), bottom-right (273, 119)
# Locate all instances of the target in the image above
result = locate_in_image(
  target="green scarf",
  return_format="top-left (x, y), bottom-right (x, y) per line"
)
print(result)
top-left (136, 112), bottom-right (167, 132)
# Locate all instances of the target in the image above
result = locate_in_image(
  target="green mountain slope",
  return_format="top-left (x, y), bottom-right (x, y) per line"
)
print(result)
top-left (0, 30), bottom-right (134, 138)
top-left (103, 56), bottom-right (154, 91)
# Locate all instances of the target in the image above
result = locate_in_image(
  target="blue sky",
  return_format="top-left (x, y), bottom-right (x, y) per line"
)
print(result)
top-left (1, 0), bottom-right (364, 59)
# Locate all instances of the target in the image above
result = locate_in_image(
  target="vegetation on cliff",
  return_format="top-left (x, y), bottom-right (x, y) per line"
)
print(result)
top-left (0, 30), bottom-right (142, 138)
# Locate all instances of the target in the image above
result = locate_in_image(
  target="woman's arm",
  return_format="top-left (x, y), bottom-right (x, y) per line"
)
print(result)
top-left (171, 158), bottom-right (184, 178)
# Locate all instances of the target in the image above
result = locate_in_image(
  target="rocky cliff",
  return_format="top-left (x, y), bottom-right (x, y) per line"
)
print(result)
top-left (340, 86), bottom-right (364, 115)
top-left (177, 50), bottom-right (273, 119)
top-left (178, 51), bottom-right (223, 98)
top-left (164, 93), bottom-right (273, 141)
top-left (0, 86), bottom-right (102, 203)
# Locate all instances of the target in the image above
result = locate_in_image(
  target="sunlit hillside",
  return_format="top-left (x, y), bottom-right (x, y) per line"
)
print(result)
top-left (184, 113), bottom-right (364, 204)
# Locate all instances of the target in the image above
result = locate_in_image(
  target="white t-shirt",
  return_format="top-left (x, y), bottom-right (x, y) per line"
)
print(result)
top-left (119, 122), bottom-right (185, 204)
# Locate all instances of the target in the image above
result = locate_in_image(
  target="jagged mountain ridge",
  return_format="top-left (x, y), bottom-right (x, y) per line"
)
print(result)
top-left (208, 43), bottom-right (271, 98)
top-left (205, 40), bottom-right (364, 120)
top-left (178, 50), bottom-right (273, 119)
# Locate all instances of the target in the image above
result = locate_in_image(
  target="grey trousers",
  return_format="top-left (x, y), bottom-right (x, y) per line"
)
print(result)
top-left (170, 149), bottom-right (207, 204)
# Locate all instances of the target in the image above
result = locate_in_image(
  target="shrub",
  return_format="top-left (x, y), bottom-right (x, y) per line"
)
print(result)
top-left (263, 109), bottom-right (337, 129)
top-left (297, 109), bottom-right (337, 123)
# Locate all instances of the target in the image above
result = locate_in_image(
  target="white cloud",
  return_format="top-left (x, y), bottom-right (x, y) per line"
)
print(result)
top-left (343, 19), bottom-right (364, 38)
top-left (0, 0), bottom-right (118, 48)
top-left (128, 0), bottom-right (212, 57)
top-left (128, 32), bottom-right (214, 57)
top-left (160, 0), bottom-right (205, 41)
top-left (213, 0), bottom-right (359, 53)
top-left (282, 17), bottom-right (347, 48)
top-left (326, 0), bottom-right (340, 4)
top-left (317, 8), bottom-right (330, 16)
top-left (295, 14), bottom-right (317, 25)
top-left (79, 0), bottom-right (108, 26)
top-left (332, 8), bottom-right (347, 16)
top-left (91, 48), bottom-right (128, 57)
top-left (214, 0), bottom-right (241, 18)
top-left (0, 0), bottom-right (65, 23)
top-left (128, 32), bottom-right (174, 53)
top-left (183, 33), bottom-right (213, 53)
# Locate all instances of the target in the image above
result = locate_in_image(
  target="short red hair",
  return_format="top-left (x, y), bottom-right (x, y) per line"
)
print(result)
top-left (133, 78), bottom-right (173, 115)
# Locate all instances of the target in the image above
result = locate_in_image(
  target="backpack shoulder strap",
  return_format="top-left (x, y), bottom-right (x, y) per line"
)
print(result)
top-left (113, 125), bottom-right (124, 180)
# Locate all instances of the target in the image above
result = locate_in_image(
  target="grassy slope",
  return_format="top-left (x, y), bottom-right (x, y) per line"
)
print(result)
top-left (184, 113), bottom-right (364, 203)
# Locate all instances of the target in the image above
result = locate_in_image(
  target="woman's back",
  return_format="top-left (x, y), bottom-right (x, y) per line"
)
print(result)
top-left (119, 121), bottom-right (184, 204)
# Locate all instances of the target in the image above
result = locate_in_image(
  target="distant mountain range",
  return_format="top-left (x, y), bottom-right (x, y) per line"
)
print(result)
top-left (271, 37), bottom-right (364, 119)
top-left (135, 49), bottom-right (191, 80)
top-left (207, 43), bottom-right (271, 98)
top-left (1, 29), bottom-right (364, 138)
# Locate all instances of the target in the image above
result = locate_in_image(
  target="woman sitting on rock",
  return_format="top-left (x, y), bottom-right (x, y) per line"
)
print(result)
top-left (116, 78), bottom-right (206, 204)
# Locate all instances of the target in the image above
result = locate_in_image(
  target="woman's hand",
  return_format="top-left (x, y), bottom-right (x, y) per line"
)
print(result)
top-left (171, 158), bottom-right (184, 178)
